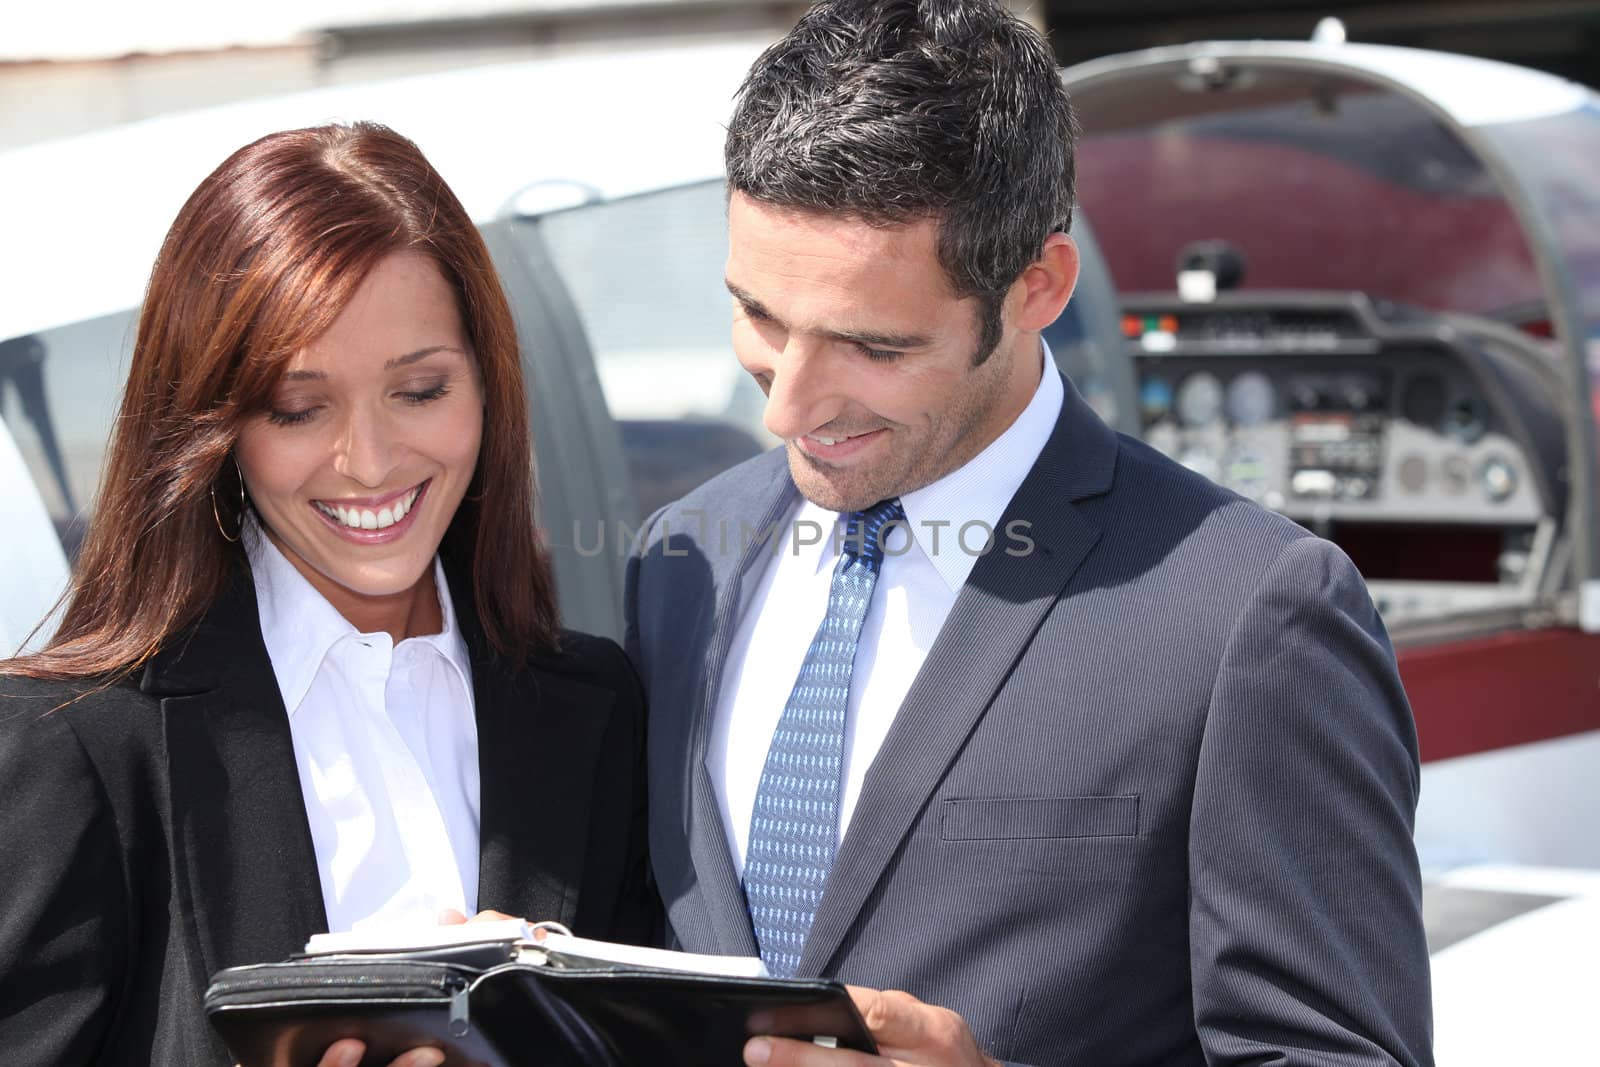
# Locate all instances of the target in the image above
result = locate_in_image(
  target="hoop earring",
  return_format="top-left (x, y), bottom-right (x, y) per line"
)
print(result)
top-left (211, 458), bottom-right (246, 543)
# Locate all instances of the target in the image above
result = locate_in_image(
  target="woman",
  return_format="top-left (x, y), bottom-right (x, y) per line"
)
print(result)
top-left (0, 123), bottom-right (653, 1066)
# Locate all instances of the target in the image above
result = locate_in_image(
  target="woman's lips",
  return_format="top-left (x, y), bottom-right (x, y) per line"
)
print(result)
top-left (310, 479), bottom-right (430, 543)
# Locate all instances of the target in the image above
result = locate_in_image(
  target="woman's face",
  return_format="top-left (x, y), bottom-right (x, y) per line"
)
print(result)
top-left (235, 251), bottom-right (484, 615)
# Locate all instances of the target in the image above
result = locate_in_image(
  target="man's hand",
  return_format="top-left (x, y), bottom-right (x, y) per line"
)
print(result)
top-left (309, 1038), bottom-right (443, 1067)
top-left (744, 987), bottom-right (1001, 1067)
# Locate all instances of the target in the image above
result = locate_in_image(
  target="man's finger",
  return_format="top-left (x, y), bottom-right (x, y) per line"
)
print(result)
top-left (847, 987), bottom-right (949, 1051)
top-left (744, 1035), bottom-right (883, 1067)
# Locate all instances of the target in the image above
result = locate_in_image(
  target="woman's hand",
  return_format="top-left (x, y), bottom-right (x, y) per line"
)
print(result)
top-left (297, 912), bottom-right (524, 1066)
top-left (311, 1038), bottom-right (445, 1067)
top-left (437, 908), bottom-right (517, 924)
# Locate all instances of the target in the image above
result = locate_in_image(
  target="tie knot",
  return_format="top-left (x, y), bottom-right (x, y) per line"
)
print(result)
top-left (842, 498), bottom-right (905, 568)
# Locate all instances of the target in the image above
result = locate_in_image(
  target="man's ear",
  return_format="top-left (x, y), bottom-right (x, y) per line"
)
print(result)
top-left (1010, 232), bottom-right (1080, 332)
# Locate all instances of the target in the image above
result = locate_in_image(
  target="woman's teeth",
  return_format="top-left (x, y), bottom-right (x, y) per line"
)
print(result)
top-left (314, 486), bottom-right (421, 530)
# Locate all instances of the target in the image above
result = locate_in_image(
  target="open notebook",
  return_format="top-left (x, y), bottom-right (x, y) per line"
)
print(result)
top-left (206, 920), bottom-right (872, 1066)
top-left (304, 919), bottom-right (769, 978)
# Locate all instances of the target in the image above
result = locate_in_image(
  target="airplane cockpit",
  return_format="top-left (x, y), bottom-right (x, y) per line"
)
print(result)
top-left (1058, 41), bottom-right (1600, 647)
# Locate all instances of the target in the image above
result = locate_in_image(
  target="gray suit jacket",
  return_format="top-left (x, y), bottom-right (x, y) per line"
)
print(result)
top-left (625, 375), bottom-right (1432, 1067)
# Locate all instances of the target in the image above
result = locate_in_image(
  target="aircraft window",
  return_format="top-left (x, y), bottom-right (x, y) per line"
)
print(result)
top-left (525, 181), bottom-right (774, 521)
top-left (0, 312), bottom-right (133, 559)
top-left (1478, 103), bottom-right (1600, 441)
top-left (529, 181), bottom-right (1134, 516)
top-left (1072, 76), bottom-right (1543, 323)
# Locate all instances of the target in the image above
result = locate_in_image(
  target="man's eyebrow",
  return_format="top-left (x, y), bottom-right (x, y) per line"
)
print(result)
top-left (725, 280), bottom-right (931, 350)
top-left (725, 281), bottom-right (771, 319)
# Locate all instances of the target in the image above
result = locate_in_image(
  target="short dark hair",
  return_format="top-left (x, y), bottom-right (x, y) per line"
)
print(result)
top-left (725, 0), bottom-right (1077, 361)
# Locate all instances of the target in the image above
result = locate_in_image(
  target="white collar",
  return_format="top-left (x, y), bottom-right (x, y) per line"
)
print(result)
top-left (801, 338), bottom-right (1065, 591)
top-left (243, 516), bottom-right (473, 717)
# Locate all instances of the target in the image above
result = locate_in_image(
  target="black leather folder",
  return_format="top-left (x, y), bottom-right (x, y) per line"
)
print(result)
top-left (205, 942), bottom-right (875, 1067)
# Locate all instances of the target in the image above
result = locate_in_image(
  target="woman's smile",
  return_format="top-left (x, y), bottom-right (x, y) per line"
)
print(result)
top-left (311, 479), bottom-right (429, 537)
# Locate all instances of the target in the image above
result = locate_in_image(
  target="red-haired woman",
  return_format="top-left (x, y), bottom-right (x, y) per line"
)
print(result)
top-left (0, 124), bottom-right (654, 1066)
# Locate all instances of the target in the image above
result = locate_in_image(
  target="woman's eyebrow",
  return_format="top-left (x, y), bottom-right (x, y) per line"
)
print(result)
top-left (384, 345), bottom-right (466, 370)
top-left (281, 345), bottom-right (467, 381)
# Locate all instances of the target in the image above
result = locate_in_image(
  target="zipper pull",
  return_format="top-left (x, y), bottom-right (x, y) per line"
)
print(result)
top-left (446, 975), bottom-right (471, 1038)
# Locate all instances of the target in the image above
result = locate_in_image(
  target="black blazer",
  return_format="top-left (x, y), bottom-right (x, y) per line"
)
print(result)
top-left (0, 563), bottom-right (655, 1066)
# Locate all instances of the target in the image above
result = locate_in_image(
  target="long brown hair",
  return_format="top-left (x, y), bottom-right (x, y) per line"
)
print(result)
top-left (5, 122), bottom-right (557, 681)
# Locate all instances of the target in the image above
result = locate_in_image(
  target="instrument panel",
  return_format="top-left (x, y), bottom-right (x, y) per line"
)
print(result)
top-left (1127, 307), bottom-right (1546, 527)
top-left (1122, 294), bottom-right (1565, 628)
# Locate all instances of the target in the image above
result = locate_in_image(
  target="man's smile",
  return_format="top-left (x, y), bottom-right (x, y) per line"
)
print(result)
top-left (794, 428), bottom-right (889, 462)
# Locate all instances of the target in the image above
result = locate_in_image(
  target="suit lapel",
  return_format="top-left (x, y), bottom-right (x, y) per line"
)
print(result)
top-left (148, 570), bottom-right (327, 984)
top-left (457, 565), bottom-right (617, 928)
top-left (677, 450), bottom-right (796, 956)
top-left (798, 376), bottom-right (1120, 976)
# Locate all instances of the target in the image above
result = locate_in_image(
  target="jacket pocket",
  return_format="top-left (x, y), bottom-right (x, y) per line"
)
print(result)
top-left (939, 795), bottom-right (1139, 840)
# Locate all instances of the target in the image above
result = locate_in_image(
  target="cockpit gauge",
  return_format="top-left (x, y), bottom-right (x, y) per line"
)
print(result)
top-left (1146, 422), bottom-right (1180, 458)
top-left (1397, 453), bottom-right (1428, 494)
top-left (1287, 379), bottom-right (1326, 413)
top-left (1176, 372), bottom-right (1224, 428)
top-left (1479, 454), bottom-right (1518, 503)
top-left (1223, 447), bottom-right (1269, 498)
top-left (1178, 445), bottom-right (1221, 482)
top-left (1140, 377), bottom-right (1174, 423)
top-left (1339, 376), bottom-right (1379, 413)
top-left (1225, 372), bottom-right (1274, 426)
top-left (1444, 394), bottom-right (1488, 444)
top-left (1401, 372), bottom-right (1447, 426)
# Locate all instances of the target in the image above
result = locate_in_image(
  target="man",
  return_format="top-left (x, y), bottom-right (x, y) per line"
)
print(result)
top-left (625, 2), bottom-right (1433, 1065)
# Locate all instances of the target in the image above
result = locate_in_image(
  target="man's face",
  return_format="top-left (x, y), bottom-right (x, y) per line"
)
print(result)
top-left (726, 192), bottom-right (1037, 513)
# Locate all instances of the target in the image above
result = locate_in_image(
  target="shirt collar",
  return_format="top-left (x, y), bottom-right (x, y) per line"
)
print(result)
top-left (803, 339), bottom-right (1065, 592)
top-left (243, 516), bottom-right (472, 716)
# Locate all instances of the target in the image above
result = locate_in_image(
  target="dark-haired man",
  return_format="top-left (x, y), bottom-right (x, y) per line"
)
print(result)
top-left (626, 2), bottom-right (1433, 1065)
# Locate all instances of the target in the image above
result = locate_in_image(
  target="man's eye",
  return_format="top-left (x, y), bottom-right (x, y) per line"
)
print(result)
top-left (863, 347), bottom-right (903, 363)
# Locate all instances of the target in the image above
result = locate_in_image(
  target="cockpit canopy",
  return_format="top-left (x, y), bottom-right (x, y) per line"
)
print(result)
top-left (1062, 42), bottom-right (1600, 637)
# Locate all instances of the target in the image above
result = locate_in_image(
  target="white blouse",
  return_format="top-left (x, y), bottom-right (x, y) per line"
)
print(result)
top-left (244, 522), bottom-right (480, 933)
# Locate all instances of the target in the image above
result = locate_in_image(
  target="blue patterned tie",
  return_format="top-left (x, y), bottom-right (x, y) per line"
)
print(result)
top-left (743, 498), bottom-right (905, 977)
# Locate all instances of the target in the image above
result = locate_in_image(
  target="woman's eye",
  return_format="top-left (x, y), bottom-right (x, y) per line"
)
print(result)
top-left (266, 407), bottom-right (319, 427)
top-left (398, 382), bottom-right (452, 405)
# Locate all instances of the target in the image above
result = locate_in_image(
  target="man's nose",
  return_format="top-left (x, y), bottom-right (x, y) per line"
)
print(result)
top-left (331, 403), bottom-right (399, 488)
top-left (761, 339), bottom-right (840, 441)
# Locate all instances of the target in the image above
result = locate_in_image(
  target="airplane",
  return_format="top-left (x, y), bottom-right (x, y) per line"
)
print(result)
top-left (1058, 36), bottom-right (1600, 873)
top-left (1, 31), bottom-right (1594, 1062)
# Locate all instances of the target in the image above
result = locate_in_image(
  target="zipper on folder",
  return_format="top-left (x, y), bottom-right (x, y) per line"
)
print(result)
top-left (446, 974), bottom-right (471, 1037)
